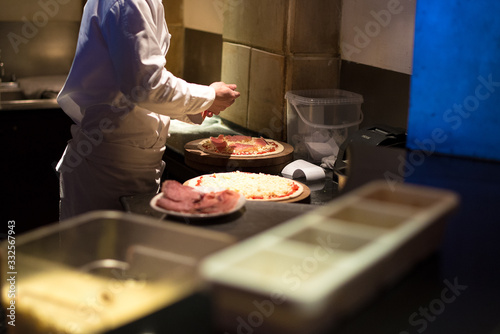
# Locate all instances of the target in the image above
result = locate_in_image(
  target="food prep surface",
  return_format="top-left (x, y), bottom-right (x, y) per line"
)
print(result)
top-left (0, 76), bottom-right (65, 111)
top-left (113, 144), bottom-right (500, 334)
top-left (3, 141), bottom-right (500, 334)
top-left (162, 116), bottom-right (340, 205)
top-left (121, 194), bottom-right (316, 240)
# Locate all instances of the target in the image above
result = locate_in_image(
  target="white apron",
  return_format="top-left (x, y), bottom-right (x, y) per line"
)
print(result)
top-left (57, 125), bottom-right (166, 220)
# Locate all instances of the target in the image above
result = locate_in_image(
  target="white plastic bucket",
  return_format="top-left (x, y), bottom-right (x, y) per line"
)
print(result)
top-left (286, 89), bottom-right (363, 163)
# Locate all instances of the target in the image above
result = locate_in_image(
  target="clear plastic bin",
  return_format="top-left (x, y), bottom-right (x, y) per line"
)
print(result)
top-left (286, 89), bottom-right (363, 163)
top-left (1, 211), bottom-right (234, 334)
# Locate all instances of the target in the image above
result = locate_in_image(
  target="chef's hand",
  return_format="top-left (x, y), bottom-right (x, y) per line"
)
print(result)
top-left (206, 82), bottom-right (241, 117)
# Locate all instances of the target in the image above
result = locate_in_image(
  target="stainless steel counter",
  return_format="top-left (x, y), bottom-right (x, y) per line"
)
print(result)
top-left (121, 194), bottom-right (316, 240)
top-left (123, 116), bottom-right (340, 239)
top-left (0, 76), bottom-right (65, 110)
top-left (0, 98), bottom-right (59, 110)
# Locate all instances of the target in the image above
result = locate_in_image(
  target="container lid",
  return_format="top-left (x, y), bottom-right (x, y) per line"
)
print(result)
top-left (285, 89), bottom-right (363, 105)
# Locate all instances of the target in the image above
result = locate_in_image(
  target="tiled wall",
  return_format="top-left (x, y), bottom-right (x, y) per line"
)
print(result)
top-left (183, 28), bottom-right (222, 85)
top-left (220, 0), bottom-right (342, 141)
top-left (0, 0), bottom-right (413, 134)
top-left (0, 0), bottom-right (185, 80)
top-left (0, 0), bottom-right (83, 79)
top-left (184, 0), bottom-right (223, 35)
top-left (338, 0), bottom-right (416, 130)
top-left (340, 61), bottom-right (410, 130)
top-left (163, 0), bottom-right (184, 78)
top-left (340, 0), bottom-right (415, 75)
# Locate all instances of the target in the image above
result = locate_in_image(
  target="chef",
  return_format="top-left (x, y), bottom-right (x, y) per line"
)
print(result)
top-left (56, 0), bottom-right (240, 220)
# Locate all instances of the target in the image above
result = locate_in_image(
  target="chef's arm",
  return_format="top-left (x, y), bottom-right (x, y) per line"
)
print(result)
top-left (102, 0), bottom-right (217, 119)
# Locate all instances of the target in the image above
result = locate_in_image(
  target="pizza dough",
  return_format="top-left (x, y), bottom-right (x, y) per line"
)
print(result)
top-left (185, 171), bottom-right (304, 201)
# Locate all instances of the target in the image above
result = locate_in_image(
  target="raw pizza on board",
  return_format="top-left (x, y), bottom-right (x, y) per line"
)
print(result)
top-left (184, 171), bottom-right (303, 201)
top-left (198, 135), bottom-right (284, 157)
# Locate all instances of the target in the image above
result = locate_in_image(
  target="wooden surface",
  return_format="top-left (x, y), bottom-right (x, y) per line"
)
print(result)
top-left (184, 139), bottom-right (294, 175)
top-left (270, 180), bottom-right (310, 203)
top-left (239, 180), bottom-right (310, 204)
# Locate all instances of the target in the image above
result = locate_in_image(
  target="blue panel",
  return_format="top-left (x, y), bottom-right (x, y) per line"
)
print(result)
top-left (407, 0), bottom-right (500, 161)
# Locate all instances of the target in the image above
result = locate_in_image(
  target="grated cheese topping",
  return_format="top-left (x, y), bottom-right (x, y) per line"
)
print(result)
top-left (189, 171), bottom-right (301, 200)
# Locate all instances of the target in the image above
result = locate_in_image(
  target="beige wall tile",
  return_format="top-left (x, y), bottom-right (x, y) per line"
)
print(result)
top-left (286, 56), bottom-right (341, 91)
top-left (288, 0), bottom-right (341, 54)
top-left (166, 25), bottom-right (184, 78)
top-left (164, 0), bottom-right (183, 79)
top-left (341, 0), bottom-right (415, 74)
top-left (0, 0), bottom-right (84, 77)
top-left (184, 0), bottom-right (223, 34)
top-left (223, 0), bottom-right (287, 54)
top-left (0, 0), bottom-right (84, 22)
top-left (183, 29), bottom-right (222, 85)
top-left (220, 42), bottom-right (251, 128)
top-left (0, 21), bottom-right (79, 78)
top-left (247, 49), bottom-right (286, 140)
top-left (162, 0), bottom-right (184, 79)
top-left (164, 0), bottom-right (183, 25)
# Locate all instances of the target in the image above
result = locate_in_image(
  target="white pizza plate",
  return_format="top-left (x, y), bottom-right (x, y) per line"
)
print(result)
top-left (150, 191), bottom-right (246, 218)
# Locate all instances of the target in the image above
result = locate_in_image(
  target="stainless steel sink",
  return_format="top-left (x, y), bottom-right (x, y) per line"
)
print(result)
top-left (0, 98), bottom-right (59, 110)
top-left (0, 81), bottom-right (20, 89)
top-left (0, 81), bottom-right (60, 110)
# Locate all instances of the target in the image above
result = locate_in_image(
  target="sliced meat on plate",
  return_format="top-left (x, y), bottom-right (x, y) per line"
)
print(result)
top-left (193, 190), bottom-right (241, 214)
top-left (161, 180), bottom-right (202, 202)
top-left (156, 180), bottom-right (242, 214)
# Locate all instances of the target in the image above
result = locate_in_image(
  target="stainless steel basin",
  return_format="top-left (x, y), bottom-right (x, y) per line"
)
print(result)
top-left (0, 81), bottom-right (20, 89)
top-left (0, 98), bottom-right (59, 110)
top-left (0, 81), bottom-right (60, 110)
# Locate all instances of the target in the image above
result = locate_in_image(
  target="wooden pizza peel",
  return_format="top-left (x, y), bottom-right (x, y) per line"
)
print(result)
top-left (184, 139), bottom-right (295, 175)
top-left (273, 180), bottom-right (310, 203)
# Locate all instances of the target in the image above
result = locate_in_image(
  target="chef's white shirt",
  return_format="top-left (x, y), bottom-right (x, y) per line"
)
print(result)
top-left (56, 0), bottom-right (215, 219)
top-left (58, 0), bottom-right (214, 148)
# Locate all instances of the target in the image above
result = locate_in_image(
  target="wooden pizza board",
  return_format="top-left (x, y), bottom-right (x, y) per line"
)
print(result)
top-left (184, 139), bottom-right (294, 175)
top-left (272, 180), bottom-right (310, 203)
top-left (184, 178), bottom-right (310, 204)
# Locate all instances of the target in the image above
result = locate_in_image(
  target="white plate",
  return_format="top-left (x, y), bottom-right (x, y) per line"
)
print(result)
top-left (150, 191), bottom-right (246, 218)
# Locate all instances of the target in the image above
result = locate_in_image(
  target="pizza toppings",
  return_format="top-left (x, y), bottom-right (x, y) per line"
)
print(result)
top-left (209, 135), bottom-right (228, 150)
top-left (226, 135), bottom-right (252, 142)
top-left (187, 171), bottom-right (303, 201)
top-left (194, 190), bottom-right (240, 213)
top-left (253, 138), bottom-right (269, 147)
top-left (201, 135), bottom-right (282, 156)
top-left (161, 179), bottom-right (202, 202)
top-left (229, 143), bottom-right (255, 154)
top-left (156, 180), bottom-right (241, 214)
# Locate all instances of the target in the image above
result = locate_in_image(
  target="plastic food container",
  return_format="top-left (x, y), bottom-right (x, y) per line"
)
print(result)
top-left (0, 211), bottom-right (235, 334)
top-left (286, 89), bottom-right (363, 163)
top-left (200, 181), bottom-right (459, 334)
